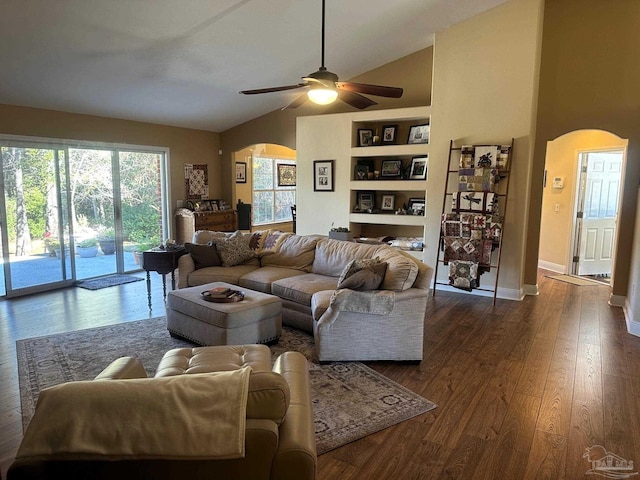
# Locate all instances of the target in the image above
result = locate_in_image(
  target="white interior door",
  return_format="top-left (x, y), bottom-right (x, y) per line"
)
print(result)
top-left (574, 150), bottom-right (622, 276)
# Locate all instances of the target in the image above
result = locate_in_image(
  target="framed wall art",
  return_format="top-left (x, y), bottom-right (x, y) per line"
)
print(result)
top-left (313, 160), bottom-right (335, 192)
top-left (357, 191), bottom-right (375, 211)
top-left (381, 194), bottom-right (395, 211)
top-left (409, 156), bottom-right (428, 180)
top-left (358, 129), bottom-right (374, 146)
top-left (381, 124), bottom-right (398, 145)
top-left (407, 124), bottom-right (430, 144)
top-left (277, 164), bottom-right (296, 186)
top-left (380, 159), bottom-right (402, 178)
top-left (235, 162), bottom-right (247, 183)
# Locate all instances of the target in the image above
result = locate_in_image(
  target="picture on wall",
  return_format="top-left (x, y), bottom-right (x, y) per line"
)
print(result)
top-left (235, 162), bottom-right (247, 183)
top-left (313, 160), bottom-right (335, 191)
top-left (277, 164), bottom-right (296, 186)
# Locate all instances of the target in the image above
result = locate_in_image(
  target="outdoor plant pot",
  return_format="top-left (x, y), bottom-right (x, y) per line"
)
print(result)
top-left (133, 251), bottom-right (143, 265)
top-left (98, 239), bottom-right (116, 255)
top-left (77, 246), bottom-right (99, 258)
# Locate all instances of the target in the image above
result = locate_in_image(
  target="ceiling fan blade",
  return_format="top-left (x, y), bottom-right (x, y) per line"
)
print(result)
top-left (338, 90), bottom-right (377, 109)
top-left (336, 82), bottom-right (403, 98)
top-left (239, 84), bottom-right (305, 95)
top-left (281, 92), bottom-right (309, 110)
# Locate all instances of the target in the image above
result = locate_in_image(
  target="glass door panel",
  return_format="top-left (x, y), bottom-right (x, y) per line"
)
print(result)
top-left (119, 151), bottom-right (164, 272)
top-left (68, 148), bottom-right (117, 280)
top-left (0, 146), bottom-right (72, 295)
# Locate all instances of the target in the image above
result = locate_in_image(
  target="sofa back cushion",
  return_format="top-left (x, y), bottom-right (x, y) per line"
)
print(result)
top-left (184, 242), bottom-right (221, 269)
top-left (312, 238), bottom-right (380, 277)
top-left (373, 245), bottom-right (420, 291)
top-left (261, 234), bottom-right (318, 271)
top-left (192, 230), bottom-right (229, 244)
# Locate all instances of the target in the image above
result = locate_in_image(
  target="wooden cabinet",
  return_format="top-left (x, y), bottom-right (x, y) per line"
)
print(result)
top-left (175, 209), bottom-right (237, 244)
top-left (194, 210), bottom-right (237, 232)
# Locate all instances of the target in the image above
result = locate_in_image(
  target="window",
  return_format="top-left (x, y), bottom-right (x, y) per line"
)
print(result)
top-left (252, 156), bottom-right (295, 226)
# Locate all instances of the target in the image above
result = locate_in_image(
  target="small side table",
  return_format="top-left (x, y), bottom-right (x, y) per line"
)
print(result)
top-left (141, 246), bottom-right (186, 310)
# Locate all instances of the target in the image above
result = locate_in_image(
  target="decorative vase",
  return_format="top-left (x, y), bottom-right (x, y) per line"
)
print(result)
top-left (98, 239), bottom-right (116, 255)
top-left (77, 246), bottom-right (99, 258)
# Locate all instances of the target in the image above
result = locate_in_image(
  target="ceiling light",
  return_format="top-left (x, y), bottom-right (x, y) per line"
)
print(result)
top-left (307, 87), bottom-right (338, 105)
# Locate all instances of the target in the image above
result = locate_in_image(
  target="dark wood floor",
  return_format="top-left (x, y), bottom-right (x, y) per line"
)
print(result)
top-left (1, 269), bottom-right (639, 479)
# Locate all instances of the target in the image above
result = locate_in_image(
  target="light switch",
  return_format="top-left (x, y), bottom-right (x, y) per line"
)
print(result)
top-left (554, 203), bottom-right (560, 212)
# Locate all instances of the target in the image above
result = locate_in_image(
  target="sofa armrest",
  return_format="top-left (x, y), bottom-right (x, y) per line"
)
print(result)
top-left (271, 351), bottom-right (317, 480)
top-left (177, 253), bottom-right (196, 289)
top-left (314, 288), bottom-right (428, 361)
top-left (94, 356), bottom-right (147, 380)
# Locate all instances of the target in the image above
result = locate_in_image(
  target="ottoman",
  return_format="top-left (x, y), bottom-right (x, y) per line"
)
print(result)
top-left (166, 281), bottom-right (282, 346)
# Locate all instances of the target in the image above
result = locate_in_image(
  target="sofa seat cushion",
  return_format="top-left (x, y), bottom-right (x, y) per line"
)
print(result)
top-left (312, 238), bottom-right (381, 277)
top-left (272, 274), bottom-right (338, 307)
top-left (188, 264), bottom-right (260, 287)
top-left (239, 266), bottom-right (307, 293)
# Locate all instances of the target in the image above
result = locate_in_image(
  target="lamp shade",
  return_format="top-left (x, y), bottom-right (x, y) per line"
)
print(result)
top-left (307, 87), bottom-right (338, 105)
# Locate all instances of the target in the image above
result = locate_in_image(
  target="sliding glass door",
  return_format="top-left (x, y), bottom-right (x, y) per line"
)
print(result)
top-left (0, 138), bottom-right (168, 298)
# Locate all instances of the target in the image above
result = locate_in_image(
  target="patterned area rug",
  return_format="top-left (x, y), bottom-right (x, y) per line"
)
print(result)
top-left (76, 274), bottom-right (144, 290)
top-left (16, 317), bottom-right (436, 454)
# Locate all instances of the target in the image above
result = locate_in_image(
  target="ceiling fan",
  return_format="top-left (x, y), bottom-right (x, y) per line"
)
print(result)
top-left (239, 0), bottom-right (403, 110)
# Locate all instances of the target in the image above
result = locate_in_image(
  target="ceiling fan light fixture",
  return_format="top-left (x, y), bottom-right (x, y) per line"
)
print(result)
top-left (307, 86), bottom-right (338, 105)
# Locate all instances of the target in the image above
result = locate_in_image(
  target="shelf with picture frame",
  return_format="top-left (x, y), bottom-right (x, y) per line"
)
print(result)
top-left (348, 107), bottom-right (430, 259)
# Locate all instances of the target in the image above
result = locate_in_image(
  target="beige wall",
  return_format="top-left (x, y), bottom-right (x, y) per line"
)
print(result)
top-left (219, 47), bottom-right (433, 203)
top-left (0, 103), bottom-right (220, 237)
top-left (526, 0), bottom-right (640, 298)
top-left (539, 130), bottom-right (627, 271)
top-left (429, 0), bottom-right (544, 299)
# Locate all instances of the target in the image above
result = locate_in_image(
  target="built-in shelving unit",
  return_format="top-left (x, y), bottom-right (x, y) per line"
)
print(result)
top-left (347, 106), bottom-right (431, 261)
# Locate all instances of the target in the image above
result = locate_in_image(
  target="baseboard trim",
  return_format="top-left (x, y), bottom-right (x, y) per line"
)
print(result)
top-left (523, 283), bottom-right (539, 296)
top-left (624, 298), bottom-right (640, 337)
top-left (609, 294), bottom-right (625, 307)
top-left (433, 284), bottom-right (523, 301)
top-left (537, 260), bottom-right (565, 273)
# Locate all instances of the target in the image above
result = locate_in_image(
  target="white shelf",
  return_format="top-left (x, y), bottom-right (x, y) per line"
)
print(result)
top-left (349, 180), bottom-right (426, 191)
top-left (350, 213), bottom-right (425, 226)
top-left (351, 144), bottom-right (429, 157)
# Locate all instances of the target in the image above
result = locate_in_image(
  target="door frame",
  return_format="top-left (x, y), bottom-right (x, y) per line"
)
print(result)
top-left (567, 146), bottom-right (626, 281)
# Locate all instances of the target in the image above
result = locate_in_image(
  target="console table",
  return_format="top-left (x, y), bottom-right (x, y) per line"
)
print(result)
top-left (141, 247), bottom-right (187, 309)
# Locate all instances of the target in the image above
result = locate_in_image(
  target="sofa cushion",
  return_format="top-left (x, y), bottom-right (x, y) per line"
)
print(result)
top-left (185, 242), bottom-right (222, 269)
top-left (372, 245), bottom-right (420, 291)
top-left (211, 231), bottom-right (255, 267)
top-left (239, 266), bottom-right (307, 293)
top-left (260, 234), bottom-right (319, 271)
top-left (272, 273), bottom-right (338, 307)
top-left (311, 290), bottom-right (333, 321)
top-left (337, 258), bottom-right (388, 291)
top-left (192, 230), bottom-right (230, 244)
top-left (188, 264), bottom-right (260, 287)
top-left (312, 238), bottom-right (381, 277)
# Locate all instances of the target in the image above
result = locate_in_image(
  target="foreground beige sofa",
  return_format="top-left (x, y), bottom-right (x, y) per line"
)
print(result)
top-left (8, 345), bottom-right (316, 480)
top-left (178, 230), bottom-right (433, 361)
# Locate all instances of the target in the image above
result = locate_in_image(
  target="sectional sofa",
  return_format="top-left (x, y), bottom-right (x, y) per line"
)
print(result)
top-left (177, 230), bottom-right (433, 361)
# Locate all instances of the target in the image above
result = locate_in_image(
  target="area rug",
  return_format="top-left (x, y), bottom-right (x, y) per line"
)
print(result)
top-left (546, 274), bottom-right (601, 286)
top-left (76, 274), bottom-right (144, 290)
top-left (16, 317), bottom-right (436, 454)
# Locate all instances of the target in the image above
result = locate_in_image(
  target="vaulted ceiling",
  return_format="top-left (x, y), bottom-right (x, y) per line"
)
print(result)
top-left (0, 0), bottom-right (506, 132)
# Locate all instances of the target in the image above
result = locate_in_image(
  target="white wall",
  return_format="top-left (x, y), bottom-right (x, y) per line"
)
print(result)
top-left (428, 0), bottom-right (544, 299)
top-left (626, 188), bottom-right (640, 336)
top-left (296, 114), bottom-right (352, 236)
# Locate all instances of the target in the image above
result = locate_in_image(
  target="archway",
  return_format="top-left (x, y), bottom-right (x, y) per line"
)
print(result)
top-left (232, 143), bottom-right (296, 231)
top-left (538, 129), bottom-right (628, 286)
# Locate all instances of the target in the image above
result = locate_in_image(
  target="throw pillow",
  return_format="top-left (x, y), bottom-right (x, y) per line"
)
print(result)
top-left (337, 258), bottom-right (388, 291)
top-left (210, 231), bottom-right (255, 267)
top-left (184, 242), bottom-right (221, 269)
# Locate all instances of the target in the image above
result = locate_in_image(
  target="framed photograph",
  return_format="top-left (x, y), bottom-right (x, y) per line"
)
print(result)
top-left (381, 124), bottom-right (398, 145)
top-left (358, 129), bottom-right (374, 146)
top-left (408, 197), bottom-right (426, 216)
top-left (277, 164), bottom-right (296, 186)
top-left (409, 156), bottom-right (428, 180)
top-left (357, 191), bottom-right (375, 211)
top-left (380, 159), bottom-right (402, 178)
top-left (354, 164), bottom-right (369, 180)
top-left (381, 194), bottom-right (395, 211)
top-left (407, 124), bottom-right (430, 144)
top-left (313, 160), bottom-right (335, 192)
top-left (235, 162), bottom-right (247, 183)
